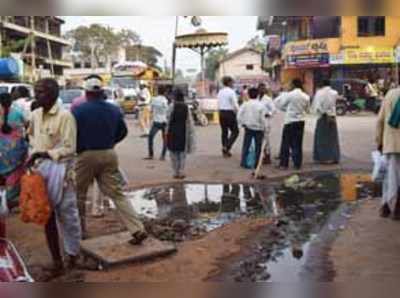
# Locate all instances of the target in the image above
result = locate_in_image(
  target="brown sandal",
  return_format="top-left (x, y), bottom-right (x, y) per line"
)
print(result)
top-left (129, 231), bottom-right (148, 245)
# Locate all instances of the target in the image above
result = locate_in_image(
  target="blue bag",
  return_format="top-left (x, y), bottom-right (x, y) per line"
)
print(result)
top-left (246, 140), bottom-right (257, 169)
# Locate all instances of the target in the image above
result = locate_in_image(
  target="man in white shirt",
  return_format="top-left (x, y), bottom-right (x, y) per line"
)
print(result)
top-left (145, 85), bottom-right (169, 161)
top-left (138, 83), bottom-right (152, 137)
top-left (275, 79), bottom-right (310, 170)
top-left (312, 79), bottom-right (341, 164)
top-left (237, 87), bottom-right (265, 169)
top-left (259, 83), bottom-right (276, 165)
top-left (217, 76), bottom-right (240, 158)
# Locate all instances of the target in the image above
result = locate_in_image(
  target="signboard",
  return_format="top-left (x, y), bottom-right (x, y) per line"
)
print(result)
top-left (285, 40), bottom-right (329, 56)
top-left (343, 47), bottom-right (395, 64)
top-left (286, 53), bottom-right (330, 68)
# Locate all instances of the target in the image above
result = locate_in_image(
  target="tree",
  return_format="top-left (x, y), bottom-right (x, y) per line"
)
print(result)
top-left (65, 24), bottom-right (140, 68)
top-left (118, 29), bottom-right (141, 47)
top-left (125, 45), bottom-right (163, 67)
top-left (205, 47), bottom-right (228, 81)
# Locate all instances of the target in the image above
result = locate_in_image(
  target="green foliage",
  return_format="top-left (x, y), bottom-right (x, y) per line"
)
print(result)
top-left (126, 45), bottom-right (163, 67)
top-left (205, 47), bottom-right (228, 81)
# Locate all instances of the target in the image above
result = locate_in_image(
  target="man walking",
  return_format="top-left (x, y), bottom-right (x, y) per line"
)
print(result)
top-left (275, 79), bottom-right (310, 170)
top-left (28, 78), bottom-right (81, 275)
top-left (72, 76), bottom-right (147, 245)
top-left (138, 83), bottom-right (152, 138)
top-left (237, 87), bottom-right (265, 170)
top-left (217, 76), bottom-right (240, 158)
top-left (144, 85), bottom-right (169, 161)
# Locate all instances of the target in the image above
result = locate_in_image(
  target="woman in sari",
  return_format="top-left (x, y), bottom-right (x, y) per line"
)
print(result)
top-left (0, 93), bottom-right (29, 236)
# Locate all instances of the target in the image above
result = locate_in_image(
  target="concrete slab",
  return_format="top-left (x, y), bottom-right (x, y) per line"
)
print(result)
top-left (81, 232), bottom-right (177, 268)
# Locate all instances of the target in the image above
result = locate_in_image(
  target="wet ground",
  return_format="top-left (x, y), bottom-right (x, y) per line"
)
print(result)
top-left (122, 172), bottom-right (375, 282)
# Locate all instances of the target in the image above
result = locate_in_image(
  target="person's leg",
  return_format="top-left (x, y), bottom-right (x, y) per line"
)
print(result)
top-left (170, 152), bottom-right (179, 177)
top-left (139, 107), bottom-right (148, 135)
top-left (279, 124), bottom-right (291, 168)
top-left (56, 183), bottom-right (82, 267)
top-left (179, 152), bottom-right (187, 178)
top-left (97, 150), bottom-right (145, 237)
top-left (147, 123), bottom-right (159, 158)
top-left (241, 129), bottom-right (252, 168)
top-left (227, 112), bottom-right (240, 152)
top-left (290, 122), bottom-right (300, 168)
top-left (160, 123), bottom-right (168, 160)
top-left (45, 212), bottom-right (64, 272)
top-left (91, 181), bottom-right (105, 217)
top-left (263, 126), bottom-right (272, 164)
top-left (75, 152), bottom-right (96, 239)
top-left (219, 111), bottom-right (229, 152)
top-left (254, 130), bottom-right (264, 170)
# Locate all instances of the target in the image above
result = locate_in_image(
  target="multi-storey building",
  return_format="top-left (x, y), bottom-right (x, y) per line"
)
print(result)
top-left (0, 16), bottom-right (72, 80)
top-left (258, 16), bottom-right (400, 94)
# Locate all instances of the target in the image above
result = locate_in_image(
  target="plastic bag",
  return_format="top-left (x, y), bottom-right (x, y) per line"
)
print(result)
top-left (246, 140), bottom-right (257, 169)
top-left (19, 171), bottom-right (51, 226)
top-left (372, 150), bottom-right (387, 182)
top-left (0, 189), bottom-right (8, 218)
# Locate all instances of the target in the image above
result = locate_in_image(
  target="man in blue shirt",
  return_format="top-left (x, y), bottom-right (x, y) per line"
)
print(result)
top-left (72, 75), bottom-right (147, 245)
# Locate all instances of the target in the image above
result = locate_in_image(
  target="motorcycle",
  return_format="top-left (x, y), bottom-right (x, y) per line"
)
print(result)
top-left (336, 96), bottom-right (362, 116)
top-left (188, 99), bottom-right (209, 127)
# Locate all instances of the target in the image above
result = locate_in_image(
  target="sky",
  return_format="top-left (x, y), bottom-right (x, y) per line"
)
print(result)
top-left (62, 16), bottom-right (259, 75)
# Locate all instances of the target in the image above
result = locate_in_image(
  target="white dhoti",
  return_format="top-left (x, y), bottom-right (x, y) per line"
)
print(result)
top-left (264, 119), bottom-right (272, 155)
top-left (383, 154), bottom-right (400, 211)
top-left (37, 160), bottom-right (82, 256)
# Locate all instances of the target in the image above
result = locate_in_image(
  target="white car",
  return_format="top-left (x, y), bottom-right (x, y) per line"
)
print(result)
top-left (0, 83), bottom-right (33, 97)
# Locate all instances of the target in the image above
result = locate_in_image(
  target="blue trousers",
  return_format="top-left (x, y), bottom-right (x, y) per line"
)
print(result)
top-left (240, 128), bottom-right (264, 169)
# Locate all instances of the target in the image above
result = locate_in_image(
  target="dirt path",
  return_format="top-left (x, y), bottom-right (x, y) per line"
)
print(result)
top-left (331, 199), bottom-right (400, 281)
top-left (85, 218), bottom-right (271, 282)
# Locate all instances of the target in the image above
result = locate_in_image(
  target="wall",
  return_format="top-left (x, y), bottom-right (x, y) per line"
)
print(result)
top-left (217, 50), bottom-right (264, 82)
top-left (341, 16), bottom-right (400, 48)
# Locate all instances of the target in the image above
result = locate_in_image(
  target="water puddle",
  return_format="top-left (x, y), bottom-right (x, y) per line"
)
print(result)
top-left (125, 172), bottom-right (375, 281)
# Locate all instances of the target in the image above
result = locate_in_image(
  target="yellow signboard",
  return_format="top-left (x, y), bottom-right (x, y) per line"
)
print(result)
top-left (344, 47), bottom-right (395, 64)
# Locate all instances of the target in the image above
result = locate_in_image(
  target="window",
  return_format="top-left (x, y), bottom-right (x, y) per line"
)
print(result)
top-left (246, 64), bottom-right (254, 70)
top-left (358, 16), bottom-right (385, 37)
top-left (312, 17), bottom-right (341, 38)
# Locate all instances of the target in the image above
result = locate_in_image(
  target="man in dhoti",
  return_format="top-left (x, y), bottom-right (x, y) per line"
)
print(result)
top-left (28, 78), bottom-right (81, 275)
top-left (376, 86), bottom-right (400, 219)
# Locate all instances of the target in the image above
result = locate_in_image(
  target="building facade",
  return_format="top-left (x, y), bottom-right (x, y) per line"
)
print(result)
top-left (258, 16), bottom-right (400, 95)
top-left (0, 16), bottom-right (71, 80)
top-left (216, 47), bottom-right (269, 88)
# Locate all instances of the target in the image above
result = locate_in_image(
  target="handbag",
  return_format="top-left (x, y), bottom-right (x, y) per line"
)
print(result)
top-left (19, 170), bottom-right (51, 226)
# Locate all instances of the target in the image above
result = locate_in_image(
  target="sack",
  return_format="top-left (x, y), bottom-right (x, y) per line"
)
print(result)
top-left (246, 140), bottom-right (257, 169)
top-left (0, 189), bottom-right (9, 218)
top-left (372, 151), bottom-right (387, 182)
top-left (19, 171), bottom-right (51, 226)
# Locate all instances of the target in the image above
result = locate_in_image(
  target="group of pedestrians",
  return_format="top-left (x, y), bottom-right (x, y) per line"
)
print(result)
top-left (0, 75), bottom-right (149, 277)
top-left (216, 76), bottom-right (341, 175)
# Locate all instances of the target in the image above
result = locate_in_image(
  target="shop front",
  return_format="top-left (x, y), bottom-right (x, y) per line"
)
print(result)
top-left (282, 38), bottom-right (340, 95)
top-left (330, 47), bottom-right (398, 93)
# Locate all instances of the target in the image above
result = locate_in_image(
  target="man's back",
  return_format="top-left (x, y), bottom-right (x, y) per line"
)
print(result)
top-left (72, 100), bottom-right (127, 153)
top-left (218, 87), bottom-right (238, 111)
top-left (151, 95), bottom-right (169, 123)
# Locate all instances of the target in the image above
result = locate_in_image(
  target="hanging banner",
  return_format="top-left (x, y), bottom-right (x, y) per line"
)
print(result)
top-left (344, 47), bottom-right (395, 64)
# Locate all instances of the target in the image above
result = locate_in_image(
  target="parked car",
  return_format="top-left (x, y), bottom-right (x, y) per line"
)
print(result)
top-left (59, 88), bottom-right (84, 110)
top-left (0, 83), bottom-right (34, 97)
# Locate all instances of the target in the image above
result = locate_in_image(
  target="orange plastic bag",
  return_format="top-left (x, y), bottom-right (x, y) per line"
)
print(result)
top-left (19, 171), bottom-right (51, 226)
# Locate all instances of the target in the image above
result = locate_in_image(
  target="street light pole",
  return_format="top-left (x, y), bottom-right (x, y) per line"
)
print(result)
top-left (172, 16), bottom-right (179, 85)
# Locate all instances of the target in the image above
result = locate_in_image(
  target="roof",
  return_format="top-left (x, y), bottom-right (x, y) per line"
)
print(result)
top-left (219, 47), bottom-right (262, 64)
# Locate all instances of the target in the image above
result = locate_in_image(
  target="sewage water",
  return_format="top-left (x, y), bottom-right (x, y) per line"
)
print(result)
top-left (125, 173), bottom-right (375, 281)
